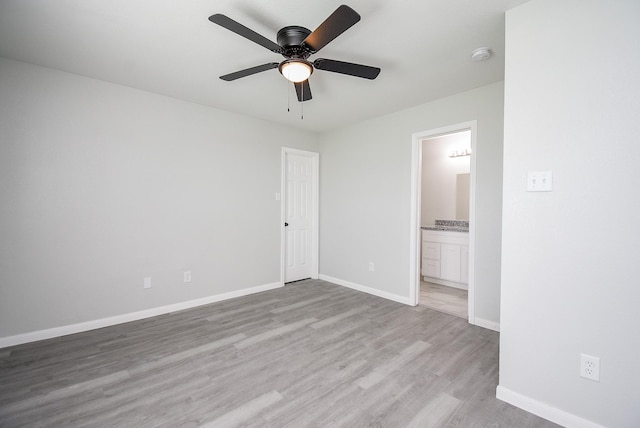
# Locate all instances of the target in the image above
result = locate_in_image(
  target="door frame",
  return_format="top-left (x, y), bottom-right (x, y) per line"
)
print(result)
top-left (280, 147), bottom-right (319, 285)
top-left (409, 121), bottom-right (477, 324)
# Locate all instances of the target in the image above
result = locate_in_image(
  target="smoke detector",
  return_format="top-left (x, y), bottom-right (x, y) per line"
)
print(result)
top-left (471, 47), bottom-right (493, 62)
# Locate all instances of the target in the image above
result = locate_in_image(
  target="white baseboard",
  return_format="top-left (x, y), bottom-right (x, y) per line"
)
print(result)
top-left (319, 274), bottom-right (411, 305)
top-left (422, 276), bottom-right (468, 290)
top-left (0, 282), bottom-right (282, 349)
top-left (320, 275), bottom-right (499, 332)
top-left (473, 317), bottom-right (500, 332)
top-left (496, 385), bottom-right (605, 428)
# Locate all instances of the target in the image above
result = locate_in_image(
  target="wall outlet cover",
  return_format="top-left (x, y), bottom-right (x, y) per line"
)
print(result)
top-left (580, 353), bottom-right (600, 381)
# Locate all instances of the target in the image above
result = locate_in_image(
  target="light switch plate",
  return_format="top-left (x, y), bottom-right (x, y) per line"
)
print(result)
top-left (527, 171), bottom-right (553, 192)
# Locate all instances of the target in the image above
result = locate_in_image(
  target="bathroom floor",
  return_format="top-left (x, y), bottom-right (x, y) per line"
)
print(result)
top-left (419, 281), bottom-right (468, 319)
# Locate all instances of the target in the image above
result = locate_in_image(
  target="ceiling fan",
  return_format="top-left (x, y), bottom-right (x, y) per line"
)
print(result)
top-left (208, 5), bottom-right (381, 102)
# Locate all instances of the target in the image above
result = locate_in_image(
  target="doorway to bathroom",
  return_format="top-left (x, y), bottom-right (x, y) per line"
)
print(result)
top-left (420, 130), bottom-right (470, 318)
top-left (409, 121), bottom-right (477, 323)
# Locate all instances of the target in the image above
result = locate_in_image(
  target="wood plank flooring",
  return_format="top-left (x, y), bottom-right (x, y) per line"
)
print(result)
top-left (0, 279), bottom-right (558, 427)
top-left (420, 281), bottom-right (468, 319)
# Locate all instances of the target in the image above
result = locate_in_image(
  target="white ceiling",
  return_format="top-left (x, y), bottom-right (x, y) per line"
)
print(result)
top-left (0, 0), bottom-right (529, 133)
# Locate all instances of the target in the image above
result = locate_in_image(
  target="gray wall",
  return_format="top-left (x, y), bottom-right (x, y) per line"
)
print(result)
top-left (0, 57), bottom-right (319, 338)
top-left (0, 59), bottom-right (506, 340)
top-left (319, 82), bottom-right (505, 325)
top-left (500, 1), bottom-right (640, 426)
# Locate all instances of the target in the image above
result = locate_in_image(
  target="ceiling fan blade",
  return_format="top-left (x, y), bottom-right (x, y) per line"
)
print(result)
top-left (294, 80), bottom-right (312, 102)
top-left (220, 63), bottom-right (279, 81)
top-left (302, 5), bottom-right (360, 53)
top-left (313, 58), bottom-right (381, 80)
top-left (209, 14), bottom-right (282, 53)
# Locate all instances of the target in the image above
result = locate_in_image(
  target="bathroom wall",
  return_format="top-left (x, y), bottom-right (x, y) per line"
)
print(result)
top-left (421, 131), bottom-right (471, 226)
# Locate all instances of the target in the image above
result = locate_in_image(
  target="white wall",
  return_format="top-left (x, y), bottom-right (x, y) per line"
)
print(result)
top-left (0, 57), bottom-right (318, 340)
top-left (421, 131), bottom-right (471, 226)
top-left (499, 1), bottom-right (640, 427)
top-left (319, 82), bottom-right (504, 324)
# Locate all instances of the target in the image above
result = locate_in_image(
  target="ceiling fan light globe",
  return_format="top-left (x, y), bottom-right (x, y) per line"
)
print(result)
top-left (280, 60), bottom-right (313, 83)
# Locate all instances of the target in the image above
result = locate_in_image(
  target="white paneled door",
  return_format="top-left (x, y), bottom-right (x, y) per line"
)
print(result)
top-left (282, 149), bottom-right (318, 283)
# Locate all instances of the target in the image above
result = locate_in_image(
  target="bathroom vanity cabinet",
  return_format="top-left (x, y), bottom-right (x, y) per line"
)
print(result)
top-left (421, 230), bottom-right (469, 289)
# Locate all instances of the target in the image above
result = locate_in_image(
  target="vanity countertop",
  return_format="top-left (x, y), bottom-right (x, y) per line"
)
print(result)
top-left (421, 219), bottom-right (469, 233)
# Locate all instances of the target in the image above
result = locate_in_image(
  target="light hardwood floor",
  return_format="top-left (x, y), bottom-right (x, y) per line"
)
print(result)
top-left (419, 281), bottom-right (468, 319)
top-left (0, 280), bottom-right (558, 427)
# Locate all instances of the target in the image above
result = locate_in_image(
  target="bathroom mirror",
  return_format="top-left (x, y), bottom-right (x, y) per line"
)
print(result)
top-left (456, 173), bottom-right (470, 220)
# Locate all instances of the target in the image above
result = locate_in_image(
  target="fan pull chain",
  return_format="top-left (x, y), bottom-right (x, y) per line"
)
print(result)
top-left (301, 83), bottom-right (304, 120)
top-left (287, 81), bottom-right (291, 112)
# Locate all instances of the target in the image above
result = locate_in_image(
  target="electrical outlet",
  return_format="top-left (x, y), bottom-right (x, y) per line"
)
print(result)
top-left (183, 271), bottom-right (192, 283)
top-left (368, 262), bottom-right (375, 272)
top-left (580, 354), bottom-right (600, 381)
top-left (144, 277), bottom-right (151, 289)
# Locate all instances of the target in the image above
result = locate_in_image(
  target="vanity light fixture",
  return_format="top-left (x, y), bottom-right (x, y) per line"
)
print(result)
top-left (279, 59), bottom-right (313, 83)
top-left (449, 149), bottom-right (471, 158)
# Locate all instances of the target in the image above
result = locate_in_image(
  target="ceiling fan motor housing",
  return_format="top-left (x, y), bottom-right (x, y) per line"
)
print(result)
top-left (277, 26), bottom-right (312, 59)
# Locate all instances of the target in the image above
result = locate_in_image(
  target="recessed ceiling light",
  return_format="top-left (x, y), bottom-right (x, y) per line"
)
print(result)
top-left (471, 47), bottom-right (493, 62)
